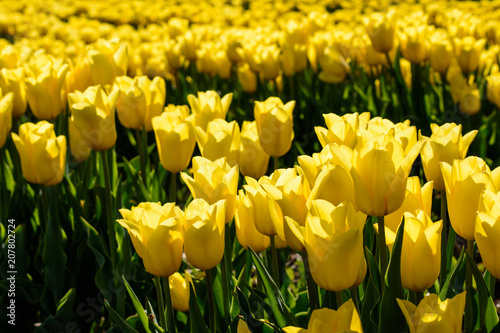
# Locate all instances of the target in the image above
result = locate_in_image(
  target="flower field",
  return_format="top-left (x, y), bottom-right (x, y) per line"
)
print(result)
top-left (1, 0), bottom-right (500, 332)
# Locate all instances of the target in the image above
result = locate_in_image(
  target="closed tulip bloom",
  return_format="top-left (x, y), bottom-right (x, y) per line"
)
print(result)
top-left (184, 199), bottom-right (225, 270)
top-left (400, 210), bottom-right (442, 292)
top-left (420, 123), bottom-right (477, 191)
top-left (11, 121), bottom-right (66, 186)
top-left (318, 46), bottom-right (350, 84)
top-left (308, 162), bottom-right (356, 208)
top-left (397, 292), bottom-right (466, 333)
top-left (187, 90), bottom-right (232, 131)
top-left (235, 190), bottom-right (271, 253)
top-left (169, 272), bottom-right (192, 312)
top-left (304, 200), bottom-right (367, 291)
top-left (349, 132), bottom-right (423, 216)
top-left (87, 38), bottom-right (128, 86)
top-left (315, 112), bottom-right (370, 149)
top-left (117, 202), bottom-right (184, 277)
top-left (181, 157), bottom-right (238, 223)
top-left (441, 156), bottom-right (500, 240)
top-left (365, 12), bottom-right (396, 54)
top-left (282, 43), bottom-right (307, 77)
top-left (0, 91), bottom-right (13, 148)
top-left (243, 176), bottom-right (284, 238)
top-left (114, 75), bottom-right (166, 131)
top-left (475, 190), bottom-right (500, 278)
top-left (0, 45), bottom-right (19, 69)
top-left (195, 119), bottom-right (240, 167)
top-left (258, 44), bottom-right (281, 81)
top-left (254, 97), bottom-right (295, 157)
top-left (152, 108), bottom-right (196, 173)
top-left (454, 36), bottom-right (486, 73)
top-left (399, 25), bottom-right (429, 64)
top-left (429, 30), bottom-right (454, 75)
top-left (237, 62), bottom-right (257, 93)
top-left (165, 39), bottom-right (185, 72)
top-left (68, 85), bottom-right (120, 151)
top-left (239, 121), bottom-right (270, 179)
top-left (486, 72), bottom-right (500, 109)
top-left (0, 68), bottom-right (27, 117)
top-left (25, 63), bottom-right (69, 120)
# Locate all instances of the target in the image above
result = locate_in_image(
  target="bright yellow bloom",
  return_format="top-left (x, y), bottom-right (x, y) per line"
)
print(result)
top-left (441, 156), bottom-right (500, 240)
top-left (114, 75), bottom-right (166, 131)
top-left (315, 112), bottom-right (370, 149)
top-left (169, 271), bottom-right (192, 312)
top-left (68, 85), bottom-right (120, 151)
top-left (400, 210), bottom-right (442, 292)
top-left (475, 190), bottom-right (500, 279)
top-left (237, 62), bottom-right (257, 93)
top-left (152, 107), bottom-right (196, 173)
top-left (195, 119), bottom-right (240, 167)
top-left (235, 190), bottom-right (270, 253)
top-left (0, 91), bottom-right (13, 148)
top-left (181, 157), bottom-right (238, 223)
top-left (420, 123), bottom-right (477, 191)
top-left (0, 68), bottom-right (27, 117)
top-left (304, 200), bottom-right (366, 291)
top-left (454, 36), bottom-right (486, 73)
top-left (187, 90), bottom-right (232, 131)
top-left (365, 11), bottom-right (396, 54)
top-left (486, 72), bottom-right (500, 109)
top-left (397, 292), bottom-right (466, 333)
top-left (399, 25), bottom-right (429, 64)
top-left (282, 43), bottom-right (307, 77)
top-left (283, 299), bottom-right (363, 333)
top-left (254, 97), bottom-right (295, 157)
top-left (117, 202), bottom-right (184, 277)
top-left (318, 46), bottom-right (350, 84)
top-left (87, 38), bottom-right (128, 86)
top-left (25, 63), bottom-right (68, 120)
top-left (239, 121), bottom-right (270, 179)
top-left (184, 199), bottom-right (225, 270)
top-left (429, 29), bottom-right (454, 75)
top-left (258, 44), bottom-right (281, 81)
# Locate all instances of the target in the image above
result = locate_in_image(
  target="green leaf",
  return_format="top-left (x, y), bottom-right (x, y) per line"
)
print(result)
top-left (439, 248), bottom-right (465, 301)
top-left (146, 298), bottom-right (165, 333)
top-left (105, 299), bottom-right (140, 333)
top-left (55, 288), bottom-right (76, 321)
top-left (361, 249), bottom-right (381, 333)
top-left (188, 283), bottom-right (210, 333)
top-left (122, 276), bottom-right (152, 333)
top-left (248, 247), bottom-right (297, 328)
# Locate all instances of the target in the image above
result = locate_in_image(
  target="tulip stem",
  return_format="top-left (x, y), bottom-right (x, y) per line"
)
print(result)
top-left (440, 190), bottom-right (448, 286)
top-left (270, 236), bottom-right (280, 288)
top-left (349, 287), bottom-right (360, 314)
top-left (335, 291), bottom-right (343, 310)
top-left (303, 251), bottom-right (319, 312)
top-left (170, 172), bottom-right (177, 202)
top-left (409, 290), bottom-right (423, 305)
top-left (220, 227), bottom-right (232, 328)
top-left (465, 240), bottom-right (474, 331)
top-left (377, 215), bottom-right (388, 294)
top-left (136, 128), bottom-right (147, 188)
top-left (273, 156), bottom-right (279, 171)
top-left (163, 276), bottom-right (177, 333)
top-left (41, 185), bottom-right (50, 228)
top-left (154, 276), bottom-right (167, 330)
top-left (205, 269), bottom-right (216, 333)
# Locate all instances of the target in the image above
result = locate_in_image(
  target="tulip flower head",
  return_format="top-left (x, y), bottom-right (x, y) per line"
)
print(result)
top-left (0, 68), bottom-right (27, 117)
top-left (475, 190), bottom-right (500, 279)
top-left (187, 90), bottom-right (232, 131)
top-left (486, 72), bottom-right (500, 109)
top-left (0, 90), bottom-right (13, 148)
top-left (169, 271), bottom-right (192, 312)
top-left (235, 190), bottom-right (271, 253)
top-left (365, 11), bottom-right (396, 54)
top-left (239, 121), bottom-right (270, 179)
top-left (195, 118), bottom-right (240, 167)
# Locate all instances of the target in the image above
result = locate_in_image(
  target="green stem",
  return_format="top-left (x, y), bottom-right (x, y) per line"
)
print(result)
top-left (273, 156), bottom-right (279, 172)
top-left (409, 290), bottom-right (423, 305)
top-left (170, 172), bottom-right (177, 202)
top-left (377, 215), bottom-right (388, 294)
top-left (155, 276), bottom-right (167, 330)
top-left (440, 190), bottom-right (448, 286)
top-left (349, 287), bottom-right (360, 314)
top-left (41, 185), bottom-right (49, 228)
top-left (303, 251), bottom-right (319, 312)
top-left (270, 236), bottom-right (280, 288)
top-left (335, 291), bottom-right (343, 310)
top-left (220, 227), bottom-right (231, 328)
top-left (205, 269), bottom-right (216, 333)
top-left (465, 240), bottom-right (474, 332)
top-left (163, 277), bottom-right (176, 333)
top-left (136, 128), bottom-right (147, 188)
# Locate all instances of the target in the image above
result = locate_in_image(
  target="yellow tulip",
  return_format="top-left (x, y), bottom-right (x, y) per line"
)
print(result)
top-left (187, 90), bottom-right (232, 131)
top-left (114, 75), bottom-right (166, 131)
top-left (0, 68), bottom-right (27, 117)
top-left (66, 57), bottom-right (92, 94)
top-left (169, 271), bottom-right (192, 312)
top-left (68, 85), bottom-right (120, 151)
top-left (475, 190), bottom-right (500, 279)
top-left (117, 202), bottom-right (184, 277)
top-left (486, 72), bottom-right (500, 109)
top-left (11, 121), bottom-right (66, 185)
top-left (165, 39), bottom-right (185, 72)
top-left (152, 108), bottom-right (196, 173)
top-left (304, 200), bottom-right (367, 291)
top-left (429, 29), bottom-right (454, 75)
top-left (315, 112), bottom-right (371, 149)
top-left (441, 156), bottom-right (500, 240)
top-left (399, 25), bottom-right (429, 64)
top-left (25, 63), bottom-right (68, 120)
top-left (0, 91), bottom-right (13, 149)
top-left (181, 157), bottom-right (238, 223)
top-left (453, 36), bottom-right (486, 73)
top-left (184, 199), bottom-right (225, 270)
top-left (68, 119), bottom-right (91, 162)
top-left (258, 44), bottom-right (281, 81)
top-left (235, 190), bottom-right (271, 253)
top-left (420, 123), bottom-right (477, 191)
top-left (349, 131), bottom-right (423, 216)
top-left (397, 292), bottom-right (466, 333)
top-left (87, 38), bottom-right (128, 86)
top-left (318, 46), bottom-right (350, 84)
top-left (0, 45), bottom-right (19, 69)
top-left (239, 121), bottom-right (270, 179)
top-left (237, 62), bottom-right (257, 93)
top-left (400, 210), bottom-right (442, 292)
top-left (254, 97), bottom-right (295, 157)
top-left (365, 11), bottom-right (396, 54)
top-left (283, 299), bottom-right (363, 333)
top-left (195, 119), bottom-right (240, 167)
top-left (282, 43), bottom-right (307, 77)
top-left (243, 176), bottom-right (284, 238)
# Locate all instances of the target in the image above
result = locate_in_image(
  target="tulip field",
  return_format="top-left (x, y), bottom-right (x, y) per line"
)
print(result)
top-left (2, 0), bottom-right (500, 332)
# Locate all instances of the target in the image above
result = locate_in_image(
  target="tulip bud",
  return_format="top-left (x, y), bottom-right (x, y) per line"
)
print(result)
top-left (87, 38), bottom-right (128, 86)
top-left (235, 190), bottom-right (270, 253)
top-left (195, 119), bottom-right (240, 167)
top-left (257, 44), bottom-right (280, 81)
top-left (475, 190), bottom-right (500, 279)
top-left (11, 121), bottom-right (66, 185)
top-left (399, 25), bottom-right (429, 64)
top-left (184, 199), bottom-right (225, 270)
top-left (117, 202), bottom-right (184, 277)
top-left (0, 68), bottom-right (27, 117)
top-left (318, 46), bottom-right (350, 84)
top-left (239, 121), bottom-right (270, 179)
top-left (237, 62), bottom-right (257, 93)
top-left (0, 91), bottom-right (13, 148)
top-left (486, 72), bottom-right (500, 109)
top-left (454, 36), bottom-right (486, 73)
top-left (365, 12), bottom-right (396, 54)
top-left (169, 272), bottom-right (192, 312)
top-left (429, 29), bottom-right (454, 75)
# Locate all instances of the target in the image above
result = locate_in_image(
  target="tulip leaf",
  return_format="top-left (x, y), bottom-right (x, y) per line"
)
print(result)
top-left (145, 298), bottom-right (165, 333)
top-left (361, 249), bottom-right (381, 333)
top-left (465, 253), bottom-right (499, 331)
top-left (439, 248), bottom-right (465, 301)
top-left (104, 299), bottom-right (140, 333)
top-left (122, 276), bottom-right (152, 333)
top-left (378, 219), bottom-right (405, 333)
top-left (188, 283), bottom-right (210, 333)
top-left (248, 247), bottom-right (298, 328)
top-left (55, 288), bottom-right (76, 322)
